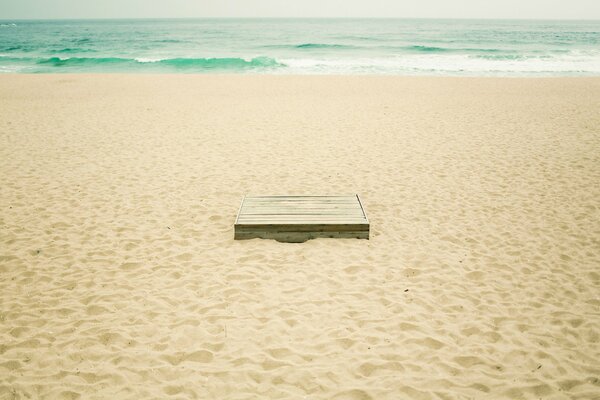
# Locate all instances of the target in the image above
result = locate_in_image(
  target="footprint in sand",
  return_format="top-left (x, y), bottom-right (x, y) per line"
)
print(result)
top-left (120, 262), bottom-right (142, 271)
top-left (331, 389), bottom-right (373, 400)
top-left (185, 350), bottom-right (214, 363)
top-left (86, 305), bottom-right (109, 316)
top-left (176, 253), bottom-right (193, 262)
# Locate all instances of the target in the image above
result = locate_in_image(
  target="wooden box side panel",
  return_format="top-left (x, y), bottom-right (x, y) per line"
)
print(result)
top-left (234, 224), bottom-right (370, 242)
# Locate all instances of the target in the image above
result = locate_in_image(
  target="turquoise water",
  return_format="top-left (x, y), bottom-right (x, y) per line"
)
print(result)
top-left (1, 19), bottom-right (599, 75)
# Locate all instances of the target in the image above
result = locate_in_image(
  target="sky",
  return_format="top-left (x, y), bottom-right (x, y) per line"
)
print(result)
top-left (1, 0), bottom-right (599, 20)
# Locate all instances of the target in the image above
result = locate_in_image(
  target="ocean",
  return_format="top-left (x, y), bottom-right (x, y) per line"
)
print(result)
top-left (1, 18), bottom-right (599, 75)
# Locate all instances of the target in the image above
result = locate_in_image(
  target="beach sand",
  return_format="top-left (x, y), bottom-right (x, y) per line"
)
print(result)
top-left (1, 75), bottom-right (599, 399)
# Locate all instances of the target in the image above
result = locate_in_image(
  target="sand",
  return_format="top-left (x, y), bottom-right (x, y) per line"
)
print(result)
top-left (0, 75), bottom-right (599, 399)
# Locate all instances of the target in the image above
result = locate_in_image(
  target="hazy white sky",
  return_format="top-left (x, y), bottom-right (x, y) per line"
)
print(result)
top-left (1, 0), bottom-right (599, 20)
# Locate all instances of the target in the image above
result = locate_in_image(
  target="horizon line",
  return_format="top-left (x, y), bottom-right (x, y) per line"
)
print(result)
top-left (2, 16), bottom-right (600, 21)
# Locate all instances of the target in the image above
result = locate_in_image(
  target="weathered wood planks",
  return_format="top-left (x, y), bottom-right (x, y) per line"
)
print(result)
top-left (234, 195), bottom-right (369, 242)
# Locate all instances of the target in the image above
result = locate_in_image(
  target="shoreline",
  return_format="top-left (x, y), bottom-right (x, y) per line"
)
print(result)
top-left (4, 73), bottom-right (600, 77)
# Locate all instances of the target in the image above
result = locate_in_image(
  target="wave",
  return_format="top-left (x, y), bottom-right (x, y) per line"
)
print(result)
top-left (153, 39), bottom-right (187, 44)
top-left (150, 56), bottom-right (282, 68)
top-left (334, 35), bottom-right (387, 42)
top-left (402, 45), bottom-right (505, 54)
top-left (33, 56), bottom-right (284, 70)
top-left (51, 48), bottom-right (97, 54)
top-left (2, 46), bottom-right (96, 54)
top-left (474, 54), bottom-right (528, 60)
top-left (278, 43), bottom-right (510, 54)
top-left (406, 45), bottom-right (449, 53)
top-left (71, 38), bottom-right (92, 44)
top-left (2, 52), bottom-right (599, 75)
top-left (260, 43), bottom-right (357, 50)
top-left (279, 53), bottom-right (600, 75)
top-left (295, 43), bottom-right (355, 49)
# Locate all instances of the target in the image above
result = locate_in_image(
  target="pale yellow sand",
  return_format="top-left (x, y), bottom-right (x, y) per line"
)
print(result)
top-left (1, 75), bottom-right (599, 400)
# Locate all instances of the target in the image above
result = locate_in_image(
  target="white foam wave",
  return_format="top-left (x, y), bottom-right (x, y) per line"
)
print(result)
top-left (134, 57), bottom-right (166, 63)
top-left (279, 53), bottom-right (600, 75)
top-left (0, 65), bottom-right (25, 73)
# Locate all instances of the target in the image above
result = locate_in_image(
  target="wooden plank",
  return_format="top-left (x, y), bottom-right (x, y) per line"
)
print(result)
top-left (237, 221), bottom-right (368, 225)
top-left (240, 216), bottom-right (364, 219)
top-left (241, 204), bottom-right (363, 208)
top-left (235, 225), bottom-right (368, 232)
top-left (241, 211), bottom-right (360, 214)
top-left (242, 203), bottom-right (360, 207)
top-left (241, 205), bottom-right (364, 209)
top-left (235, 224), bottom-right (369, 231)
top-left (244, 200), bottom-right (356, 203)
top-left (243, 197), bottom-right (356, 200)
top-left (243, 197), bottom-right (356, 201)
top-left (243, 205), bottom-right (357, 208)
top-left (239, 216), bottom-right (366, 219)
top-left (235, 227), bottom-right (368, 234)
top-left (236, 220), bottom-right (368, 226)
top-left (240, 212), bottom-right (364, 215)
top-left (240, 207), bottom-right (364, 212)
top-left (234, 195), bottom-right (246, 225)
top-left (237, 214), bottom-right (367, 218)
top-left (355, 194), bottom-right (369, 222)
top-left (243, 201), bottom-right (357, 205)
top-left (246, 195), bottom-right (356, 199)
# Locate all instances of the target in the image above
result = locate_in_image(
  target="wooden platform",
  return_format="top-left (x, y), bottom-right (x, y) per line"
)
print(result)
top-left (234, 195), bottom-right (369, 242)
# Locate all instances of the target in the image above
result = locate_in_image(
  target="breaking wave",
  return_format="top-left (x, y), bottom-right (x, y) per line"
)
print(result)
top-left (32, 56), bottom-right (284, 70)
